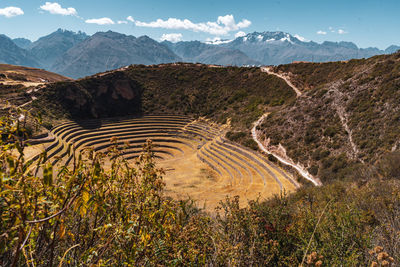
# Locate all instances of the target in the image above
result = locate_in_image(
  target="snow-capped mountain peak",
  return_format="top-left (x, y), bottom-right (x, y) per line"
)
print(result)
top-left (235, 31), bottom-right (304, 45)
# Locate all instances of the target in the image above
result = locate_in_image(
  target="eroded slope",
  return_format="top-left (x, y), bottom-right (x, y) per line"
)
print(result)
top-left (260, 52), bottom-right (400, 182)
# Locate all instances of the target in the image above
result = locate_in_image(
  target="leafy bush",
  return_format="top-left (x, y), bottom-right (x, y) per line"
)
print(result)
top-left (0, 111), bottom-right (205, 266)
top-left (376, 152), bottom-right (400, 180)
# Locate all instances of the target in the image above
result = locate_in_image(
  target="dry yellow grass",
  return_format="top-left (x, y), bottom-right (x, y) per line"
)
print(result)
top-left (159, 141), bottom-right (296, 211)
top-left (0, 64), bottom-right (70, 85)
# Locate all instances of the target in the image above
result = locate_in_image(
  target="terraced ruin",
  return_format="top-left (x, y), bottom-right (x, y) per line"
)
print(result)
top-left (26, 115), bottom-right (298, 210)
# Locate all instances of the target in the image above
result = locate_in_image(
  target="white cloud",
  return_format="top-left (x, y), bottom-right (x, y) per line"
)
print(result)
top-left (294, 34), bottom-right (308, 42)
top-left (118, 20), bottom-right (127, 24)
top-left (85, 17), bottom-right (115, 25)
top-left (127, 16), bottom-right (134, 22)
top-left (40, 2), bottom-right (77, 16)
top-left (328, 27), bottom-right (348, 34)
top-left (205, 36), bottom-right (233, 45)
top-left (135, 14), bottom-right (251, 35)
top-left (160, 33), bottom-right (182, 42)
top-left (0, 7), bottom-right (24, 18)
top-left (317, 30), bottom-right (327, 35)
top-left (235, 31), bottom-right (246, 38)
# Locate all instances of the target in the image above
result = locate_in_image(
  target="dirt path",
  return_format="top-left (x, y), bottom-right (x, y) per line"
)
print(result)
top-left (256, 67), bottom-right (323, 185)
top-left (261, 67), bottom-right (302, 97)
top-left (1, 86), bottom-right (41, 111)
top-left (329, 82), bottom-right (365, 164)
top-left (251, 114), bottom-right (322, 186)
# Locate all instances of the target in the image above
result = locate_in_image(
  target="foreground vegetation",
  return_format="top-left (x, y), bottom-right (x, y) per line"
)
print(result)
top-left (1, 112), bottom-right (399, 266)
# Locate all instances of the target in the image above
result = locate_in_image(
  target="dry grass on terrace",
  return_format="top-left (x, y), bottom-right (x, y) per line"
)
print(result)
top-left (26, 115), bottom-right (297, 211)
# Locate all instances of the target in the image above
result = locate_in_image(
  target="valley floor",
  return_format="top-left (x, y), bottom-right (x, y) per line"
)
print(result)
top-left (25, 115), bottom-right (297, 211)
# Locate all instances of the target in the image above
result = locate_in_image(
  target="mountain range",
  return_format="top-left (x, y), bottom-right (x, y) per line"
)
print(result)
top-left (0, 35), bottom-right (40, 68)
top-left (163, 40), bottom-right (259, 66)
top-left (51, 31), bottom-right (180, 78)
top-left (221, 32), bottom-right (399, 64)
top-left (1, 29), bottom-right (399, 78)
top-left (29, 29), bottom-right (88, 70)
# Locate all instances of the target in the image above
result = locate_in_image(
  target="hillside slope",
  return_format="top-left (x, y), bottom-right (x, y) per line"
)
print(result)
top-left (0, 64), bottom-right (69, 83)
top-left (0, 64), bottom-right (70, 109)
top-left (31, 64), bottom-right (294, 146)
top-left (258, 52), bottom-right (400, 182)
top-left (0, 35), bottom-right (41, 68)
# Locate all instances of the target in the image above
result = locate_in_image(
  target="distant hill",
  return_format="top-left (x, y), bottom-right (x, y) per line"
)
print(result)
top-left (385, 45), bottom-right (400, 54)
top-left (0, 35), bottom-right (41, 68)
top-left (12, 38), bottom-right (32, 49)
top-left (0, 63), bottom-right (70, 84)
top-left (163, 40), bottom-right (259, 66)
top-left (0, 63), bottom-right (70, 109)
top-left (29, 29), bottom-right (88, 69)
top-left (51, 31), bottom-right (181, 78)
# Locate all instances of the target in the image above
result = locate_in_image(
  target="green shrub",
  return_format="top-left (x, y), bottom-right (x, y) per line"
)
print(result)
top-left (308, 164), bottom-right (319, 175)
top-left (268, 153), bottom-right (278, 163)
top-left (226, 131), bottom-right (246, 142)
top-left (243, 137), bottom-right (259, 151)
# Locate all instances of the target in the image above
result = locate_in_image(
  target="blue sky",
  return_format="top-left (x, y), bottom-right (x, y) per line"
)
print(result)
top-left (0, 0), bottom-right (399, 49)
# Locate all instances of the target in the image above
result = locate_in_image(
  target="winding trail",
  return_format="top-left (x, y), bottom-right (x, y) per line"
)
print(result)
top-left (261, 66), bottom-right (302, 97)
top-left (253, 66), bottom-right (321, 186)
top-left (251, 114), bottom-right (321, 186)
